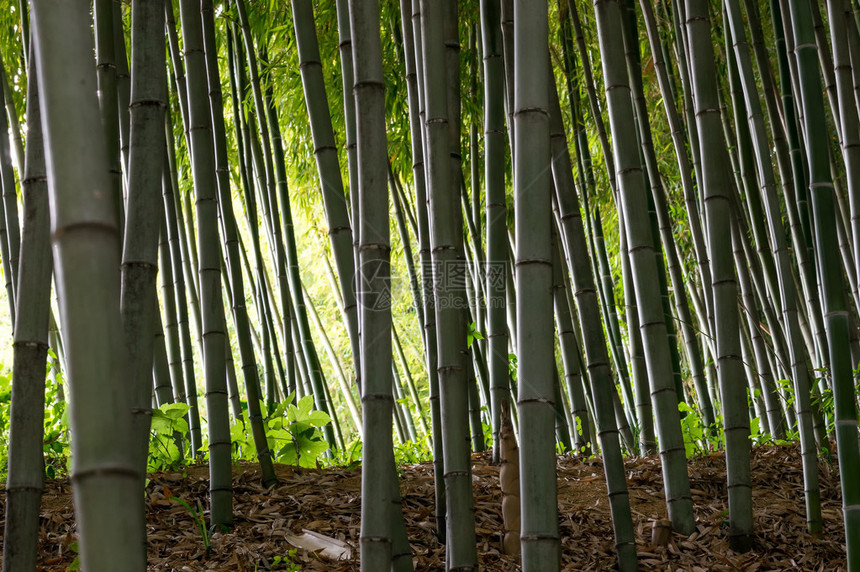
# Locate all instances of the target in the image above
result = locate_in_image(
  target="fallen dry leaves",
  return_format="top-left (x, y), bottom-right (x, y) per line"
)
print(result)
top-left (0, 443), bottom-right (848, 570)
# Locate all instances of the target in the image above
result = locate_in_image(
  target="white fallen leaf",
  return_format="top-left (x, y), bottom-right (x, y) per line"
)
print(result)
top-left (284, 529), bottom-right (353, 560)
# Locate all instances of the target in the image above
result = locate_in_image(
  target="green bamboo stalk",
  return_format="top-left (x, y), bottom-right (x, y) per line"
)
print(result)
top-left (774, 0), bottom-right (830, 374)
top-left (389, 166), bottom-right (426, 341)
top-left (164, 0), bottom-right (192, 157)
top-left (162, 115), bottom-right (202, 454)
top-left (732, 227), bottom-right (785, 439)
top-left (480, 0), bottom-right (510, 465)
top-left (152, 298), bottom-right (175, 408)
top-left (112, 2), bottom-right (131, 173)
top-left (828, 0), bottom-right (860, 324)
top-left (589, 204), bottom-right (637, 430)
top-left (595, 0), bottom-right (694, 536)
top-left (669, 0), bottom-right (707, 218)
top-left (219, 257), bottom-right (246, 422)
top-left (2, 52), bottom-right (51, 572)
top-left (551, 227), bottom-right (592, 455)
top-left (789, 0), bottom-right (860, 557)
top-left (158, 226), bottom-right (185, 405)
top-left (737, 322), bottom-right (762, 425)
top-left (350, 1), bottom-right (412, 569)
top-left (122, 0), bottom-right (167, 477)
top-left (181, 188), bottom-right (202, 338)
top-left (0, 96), bottom-right (14, 322)
top-left (177, 0), bottom-right (233, 526)
top-left (290, 0), bottom-right (361, 395)
top-left (237, 229), bottom-right (280, 405)
top-left (201, 0), bottom-right (277, 487)
top-left (686, 0), bottom-right (753, 550)
top-left (333, 0), bottom-right (360, 250)
top-left (419, 0), bottom-right (478, 566)
top-left (637, 0), bottom-right (714, 345)
top-left (403, 0), bottom-right (447, 541)
top-left (93, 0), bottom-right (125, 230)
top-left (0, 57), bottom-right (24, 178)
top-left (468, 24), bottom-right (484, 354)
top-left (548, 68), bottom-right (639, 571)
top-left (623, 0), bottom-right (712, 427)
top-left (30, 0), bottom-right (146, 567)
top-left (0, 63), bottom-right (20, 324)
top-left (227, 27), bottom-right (287, 402)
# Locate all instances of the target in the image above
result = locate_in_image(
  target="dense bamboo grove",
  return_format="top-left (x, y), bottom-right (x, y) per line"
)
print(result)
top-left (0, 0), bottom-right (859, 570)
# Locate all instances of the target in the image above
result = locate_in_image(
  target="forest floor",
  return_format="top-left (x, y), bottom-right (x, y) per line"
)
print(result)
top-left (4, 443), bottom-right (849, 571)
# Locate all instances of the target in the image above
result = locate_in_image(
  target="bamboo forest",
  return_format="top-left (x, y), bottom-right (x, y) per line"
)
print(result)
top-left (1, 0), bottom-right (860, 569)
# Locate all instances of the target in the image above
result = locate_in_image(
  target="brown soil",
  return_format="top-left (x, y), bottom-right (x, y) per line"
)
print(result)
top-left (1, 443), bottom-right (848, 571)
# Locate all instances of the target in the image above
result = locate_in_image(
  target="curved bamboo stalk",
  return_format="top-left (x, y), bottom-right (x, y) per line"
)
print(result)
top-left (0, 59), bottom-right (20, 326)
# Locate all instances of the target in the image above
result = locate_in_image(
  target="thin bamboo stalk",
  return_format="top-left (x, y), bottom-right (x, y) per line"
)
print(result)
top-left (177, 0), bottom-right (233, 526)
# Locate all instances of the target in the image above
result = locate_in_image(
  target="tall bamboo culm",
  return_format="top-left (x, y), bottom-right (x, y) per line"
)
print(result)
top-left (420, 0), bottom-right (479, 567)
top-left (593, 0), bottom-right (694, 536)
top-left (2, 45), bottom-right (52, 572)
top-left (788, 0), bottom-right (860, 559)
top-left (351, 0), bottom-right (412, 569)
top-left (30, 1), bottom-right (146, 569)
top-left (177, 0), bottom-right (233, 527)
top-left (513, 2), bottom-right (559, 568)
top-left (685, 0), bottom-right (752, 551)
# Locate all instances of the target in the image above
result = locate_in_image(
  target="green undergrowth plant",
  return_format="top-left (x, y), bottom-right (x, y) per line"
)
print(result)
top-left (149, 403), bottom-right (191, 472)
top-left (170, 496), bottom-right (212, 558)
top-left (0, 371), bottom-right (11, 479)
top-left (0, 356), bottom-right (71, 480)
top-left (394, 435), bottom-right (434, 465)
top-left (230, 393), bottom-right (333, 468)
top-left (267, 550), bottom-right (302, 571)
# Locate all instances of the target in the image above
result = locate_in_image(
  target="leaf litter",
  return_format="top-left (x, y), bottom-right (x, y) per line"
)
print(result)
top-left (0, 443), bottom-right (848, 570)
